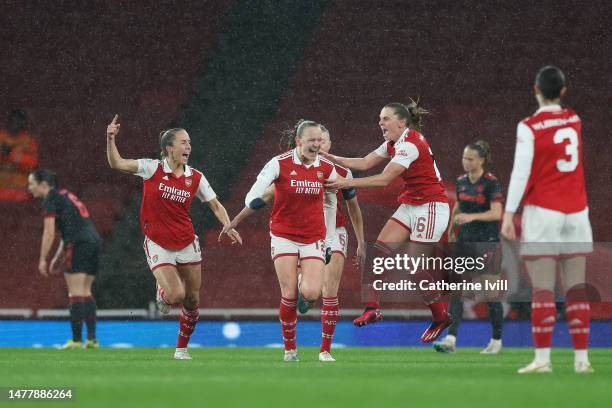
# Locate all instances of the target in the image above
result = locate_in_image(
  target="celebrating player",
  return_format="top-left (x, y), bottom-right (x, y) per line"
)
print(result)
top-left (29, 169), bottom-right (102, 349)
top-left (106, 115), bottom-right (241, 360)
top-left (260, 125), bottom-right (366, 360)
top-left (221, 120), bottom-right (338, 362)
top-left (323, 100), bottom-right (451, 342)
top-left (433, 140), bottom-right (505, 354)
top-left (501, 66), bottom-right (594, 374)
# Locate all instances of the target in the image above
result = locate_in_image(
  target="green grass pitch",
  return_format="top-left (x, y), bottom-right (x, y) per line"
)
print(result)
top-left (1, 347), bottom-right (610, 408)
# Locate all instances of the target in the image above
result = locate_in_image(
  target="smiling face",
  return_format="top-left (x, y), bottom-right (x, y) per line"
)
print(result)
top-left (165, 130), bottom-right (191, 165)
top-left (462, 147), bottom-right (484, 173)
top-left (379, 106), bottom-right (407, 142)
top-left (296, 125), bottom-right (323, 163)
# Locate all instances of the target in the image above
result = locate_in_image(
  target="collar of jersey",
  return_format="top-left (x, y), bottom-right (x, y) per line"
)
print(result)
top-left (390, 128), bottom-right (410, 146)
top-left (162, 158), bottom-right (192, 177)
top-left (536, 104), bottom-right (562, 113)
top-left (292, 148), bottom-right (320, 168)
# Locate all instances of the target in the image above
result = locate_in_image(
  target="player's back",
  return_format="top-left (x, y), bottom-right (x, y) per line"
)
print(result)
top-left (522, 106), bottom-right (586, 213)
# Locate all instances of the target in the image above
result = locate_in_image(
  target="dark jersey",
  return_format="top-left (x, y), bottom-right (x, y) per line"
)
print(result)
top-left (43, 188), bottom-right (100, 244)
top-left (456, 172), bottom-right (503, 242)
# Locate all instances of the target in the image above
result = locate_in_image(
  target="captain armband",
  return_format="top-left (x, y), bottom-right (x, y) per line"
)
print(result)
top-left (341, 187), bottom-right (357, 201)
top-left (248, 198), bottom-right (267, 210)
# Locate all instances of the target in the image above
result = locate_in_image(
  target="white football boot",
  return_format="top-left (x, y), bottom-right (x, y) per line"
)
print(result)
top-left (517, 360), bottom-right (552, 374)
top-left (319, 351), bottom-right (336, 362)
top-left (156, 284), bottom-right (171, 315)
top-left (480, 339), bottom-right (502, 354)
top-left (574, 361), bottom-right (594, 374)
top-left (283, 350), bottom-right (300, 362)
top-left (173, 348), bottom-right (192, 360)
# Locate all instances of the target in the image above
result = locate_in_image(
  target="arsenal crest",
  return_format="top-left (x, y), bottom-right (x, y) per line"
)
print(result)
top-left (152, 255), bottom-right (159, 263)
top-left (317, 171), bottom-right (324, 179)
top-left (185, 178), bottom-right (192, 187)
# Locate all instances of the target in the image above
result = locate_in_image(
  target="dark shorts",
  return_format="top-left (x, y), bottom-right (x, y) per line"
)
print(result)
top-left (65, 240), bottom-right (101, 275)
top-left (454, 240), bottom-right (502, 276)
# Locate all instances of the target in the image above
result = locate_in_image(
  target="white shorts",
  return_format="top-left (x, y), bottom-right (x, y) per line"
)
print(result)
top-left (521, 205), bottom-right (593, 258)
top-left (270, 233), bottom-right (326, 263)
top-left (391, 202), bottom-right (450, 243)
top-left (329, 226), bottom-right (349, 258)
top-left (143, 236), bottom-right (202, 271)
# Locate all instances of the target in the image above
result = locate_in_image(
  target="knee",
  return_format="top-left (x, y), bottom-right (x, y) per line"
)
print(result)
top-left (300, 285), bottom-right (321, 302)
top-left (165, 286), bottom-right (186, 305)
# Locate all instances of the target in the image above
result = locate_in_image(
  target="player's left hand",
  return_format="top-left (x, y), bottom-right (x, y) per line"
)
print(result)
top-left (454, 213), bottom-right (474, 225)
top-left (500, 212), bottom-right (517, 240)
top-left (226, 228), bottom-right (243, 246)
top-left (325, 175), bottom-right (350, 190)
top-left (38, 259), bottom-right (48, 277)
top-left (354, 243), bottom-right (366, 271)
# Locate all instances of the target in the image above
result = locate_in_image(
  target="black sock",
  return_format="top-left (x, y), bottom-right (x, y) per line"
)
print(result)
top-left (68, 298), bottom-right (84, 342)
top-left (83, 297), bottom-right (97, 341)
top-left (448, 298), bottom-right (463, 337)
top-left (488, 301), bottom-right (503, 340)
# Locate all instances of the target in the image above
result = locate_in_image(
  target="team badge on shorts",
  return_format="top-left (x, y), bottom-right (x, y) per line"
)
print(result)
top-left (317, 171), bottom-right (324, 179)
top-left (152, 255), bottom-right (159, 263)
top-left (185, 178), bottom-right (192, 187)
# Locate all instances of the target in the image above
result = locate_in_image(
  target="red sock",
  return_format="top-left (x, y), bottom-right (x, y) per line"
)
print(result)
top-left (566, 285), bottom-right (590, 350)
top-left (320, 297), bottom-right (339, 353)
top-left (280, 297), bottom-right (297, 351)
top-left (531, 290), bottom-right (556, 348)
top-left (366, 241), bottom-right (392, 309)
top-left (427, 300), bottom-right (448, 322)
top-left (176, 305), bottom-right (199, 348)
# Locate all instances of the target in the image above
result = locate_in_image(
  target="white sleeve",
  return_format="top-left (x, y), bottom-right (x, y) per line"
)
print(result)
top-left (390, 141), bottom-right (419, 168)
top-left (196, 174), bottom-right (217, 202)
top-left (135, 159), bottom-right (159, 180)
top-left (505, 122), bottom-right (535, 212)
top-left (373, 142), bottom-right (390, 158)
top-left (244, 157), bottom-right (280, 207)
top-left (324, 190), bottom-right (337, 243)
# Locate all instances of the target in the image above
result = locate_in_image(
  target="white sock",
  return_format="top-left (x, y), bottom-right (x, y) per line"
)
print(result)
top-left (574, 349), bottom-right (589, 365)
top-left (490, 338), bottom-right (502, 346)
top-left (445, 334), bottom-right (456, 345)
top-left (534, 348), bottom-right (551, 364)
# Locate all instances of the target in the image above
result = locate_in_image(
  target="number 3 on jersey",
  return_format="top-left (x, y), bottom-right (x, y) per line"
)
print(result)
top-left (554, 128), bottom-right (579, 172)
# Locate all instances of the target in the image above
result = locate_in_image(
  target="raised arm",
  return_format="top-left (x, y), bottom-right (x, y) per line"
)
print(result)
top-left (207, 198), bottom-right (242, 245)
top-left (320, 150), bottom-right (385, 172)
top-left (106, 114), bottom-right (139, 174)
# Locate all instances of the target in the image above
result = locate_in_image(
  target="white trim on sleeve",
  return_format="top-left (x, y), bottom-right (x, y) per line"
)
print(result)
top-left (245, 157), bottom-right (280, 207)
top-left (505, 122), bottom-right (535, 212)
top-left (390, 141), bottom-right (419, 168)
top-left (196, 175), bottom-right (217, 202)
top-left (136, 159), bottom-right (159, 180)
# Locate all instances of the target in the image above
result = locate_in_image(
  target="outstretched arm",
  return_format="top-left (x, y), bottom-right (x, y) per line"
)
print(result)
top-left (106, 114), bottom-right (139, 174)
top-left (319, 150), bottom-right (385, 172)
top-left (325, 162), bottom-right (404, 190)
top-left (207, 198), bottom-right (242, 245)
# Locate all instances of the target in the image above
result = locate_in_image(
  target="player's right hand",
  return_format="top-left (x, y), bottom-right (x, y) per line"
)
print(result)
top-left (500, 212), bottom-right (517, 240)
top-left (38, 259), bottom-right (48, 277)
top-left (106, 114), bottom-right (120, 140)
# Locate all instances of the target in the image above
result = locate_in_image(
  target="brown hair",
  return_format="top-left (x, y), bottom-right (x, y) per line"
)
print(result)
top-left (466, 140), bottom-right (492, 171)
top-left (279, 119), bottom-right (321, 151)
top-left (159, 128), bottom-right (185, 158)
top-left (385, 98), bottom-right (430, 131)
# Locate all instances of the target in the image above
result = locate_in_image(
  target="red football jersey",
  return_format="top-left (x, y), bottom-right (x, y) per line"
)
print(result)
top-left (137, 159), bottom-right (217, 250)
top-left (245, 149), bottom-right (337, 244)
top-left (334, 164), bottom-right (352, 229)
top-left (521, 107), bottom-right (587, 213)
top-left (375, 129), bottom-right (448, 205)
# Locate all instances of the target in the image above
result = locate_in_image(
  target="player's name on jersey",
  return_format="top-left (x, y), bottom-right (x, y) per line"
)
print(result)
top-left (372, 279), bottom-right (508, 292)
top-left (290, 179), bottom-right (323, 194)
top-left (531, 114), bottom-right (579, 130)
top-left (159, 182), bottom-right (191, 203)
